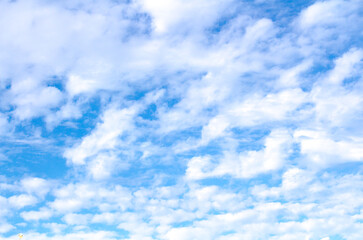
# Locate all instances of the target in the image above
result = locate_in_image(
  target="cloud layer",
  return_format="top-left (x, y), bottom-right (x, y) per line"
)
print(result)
top-left (0, 0), bottom-right (363, 239)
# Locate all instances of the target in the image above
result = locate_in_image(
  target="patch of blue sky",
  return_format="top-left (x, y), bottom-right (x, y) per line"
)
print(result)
top-left (198, 177), bottom-right (232, 188)
top-left (330, 235), bottom-right (347, 240)
top-left (231, 127), bottom-right (270, 147)
top-left (250, 172), bottom-right (283, 187)
top-left (125, 89), bottom-right (150, 101)
top-left (323, 162), bottom-right (363, 176)
top-left (123, 13), bottom-right (153, 39)
top-left (164, 98), bottom-right (181, 109)
top-left (0, 78), bottom-right (11, 91)
top-left (286, 141), bottom-right (302, 162)
top-left (238, 72), bottom-right (280, 91)
top-left (158, 127), bottom-right (202, 147)
top-left (237, 0), bottom-right (315, 27)
top-left (46, 75), bottom-right (66, 91)
top-left (139, 103), bottom-right (157, 120)
top-left (171, 220), bottom-right (195, 228)
top-left (259, 0), bottom-right (315, 22)
top-left (0, 98), bottom-right (100, 180)
top-left (343, 75), bottom-right (362, 88)
top-left (206, 0), bottom-right (316, 38)
top-left (0, 143), bottom-right (66, 179)
top-left (187, 144), bottom-right (223, 157)
top-left (112, 164), bottom-right (183, 187)
top-left (207, 14), bottom-right (237, 36)
top-left (321, 39), bottom-right (363, 62)
top-left (220, 230), bottom-right (237, 236)
top-left (13, 117), bottom-right (43, 135)
top-left (299, 68), bottom-right (325, 92)
top-left (51, 98), bottom-right (102, 139)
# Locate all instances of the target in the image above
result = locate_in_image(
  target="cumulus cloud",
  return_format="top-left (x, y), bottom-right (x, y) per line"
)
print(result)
top-left (137, 0), bottom-right (233, 35)
top-left (0, 0), bottom-right (362, 239)
top-left (20, 177), bottom-right (51, 197)
top-left (8, 194), bottom-right (38, 209)
top-left (295, 129), bottom-right (363, 166)
top-left (187, 129), bottom-right (292, 179)
top-left (0, 223), bottom-right (14, 234)
top-left (64, 105), bottom-right (139, 166)
top-left (21, 208), bottom-right (53, 222)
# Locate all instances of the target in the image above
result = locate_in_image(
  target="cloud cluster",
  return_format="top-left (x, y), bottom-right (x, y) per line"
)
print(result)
top-left (0, 0), bottom-right (362, 239)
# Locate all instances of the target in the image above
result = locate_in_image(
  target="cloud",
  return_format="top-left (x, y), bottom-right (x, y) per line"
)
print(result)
top-left (0, 0), bottom-right (362, 239)
top-left (8, 194), bottom-right (38, 209)
top-left (20, 177), bottom-right (51, 198)
top-left (64, 104), bottom-right (139, 166)
top-left (9, 80), bottom-right (63, 120)
top-left (326, 48), bottom-right (363, 85)
top-left (294, 129), bottom-right (363, 166)
top-left (137, 0), bottom-right (233, 34)
top-left (21, 208), bottom-right (53, 221)
top-left (187, 129), bottom-right (292, 179)
top-left (49, 182), bottom-right (131, 214)
top-left (0, 231), bottom-right (118, 240)
top-left (0, 223), bottom-right (14, 234)
top-left (63, 213), bottom-right (92, 226)
top-left (299, 0), bottom-right (359, 28)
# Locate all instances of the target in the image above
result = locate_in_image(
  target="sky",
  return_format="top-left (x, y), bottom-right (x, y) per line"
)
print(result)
top-left (0, 0), bottom-right (362, 239)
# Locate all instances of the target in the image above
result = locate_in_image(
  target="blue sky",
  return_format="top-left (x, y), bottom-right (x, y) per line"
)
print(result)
top-left (0, 0), bottom-right (362, 239)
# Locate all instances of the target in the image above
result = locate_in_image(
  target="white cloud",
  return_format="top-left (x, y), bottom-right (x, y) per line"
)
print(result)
top-left (64, 105), bottom-right (139, 166)
top-left (63, 213), bottom-right (92, 226)
top-left (164, 226), bottom-right (212, 240)
top-left (0, 222), bottom-right (14, 234)
top-left (21, 208), bottom-right (53, 221)
top-left (281, 168), bottom-right (313, 192)
top-left (66, 75), bottom-right (105, 97)
top-left (50, 183), bottom-right (92, 213)
top-left (117, 212), bottom-right (154, 240)
top-left (236, 129), bottom-right (292, 178)
top-left (306, 48), bottom-right (363, 129)
top-left (299, 0), bottom-right (358, 28)
top-left (311, 86), bottom-right (362, 127)
top-left (186, 156), bottom-right (215, 180)
top-left (44, 100), bottom-right (83, 129)
top-left (201, 115), bottom-right (230, 144)
top-left (91, 212), bottom-right (120, 225)
top-left (0, 231), bottom-right (118, 240)
top-left (10, 82), bottom-right (63, 120)
top-left (183, 87), bottom-right (307, 149)
top-left (86, 153), bottom-right (121, 180)
top-left (8, 194), bottom-right (38, 209)
top-left (276, 60), bottom-right (313, 88)
top-left (20, 177), bottom-right (51, 198)
top-left (227, 89), bottom-right (307, 127)
top-left (295, 129), bottom-right (363, 166)
top-left (187, 129), bottom-right (292, 179)
top-left (138, 0), bottom-right (232, 34)
top-left (0, 0), bottom-right (362, 239)
top-left (49, 182), bottom-right (132, 214)
top-left (50, 198), bottom-right (85, 214)
top-left (326, 48), bottom-right (363, 85)
top-left (0, 196), bottom-right (9, 219)
top-left (296, 0), bottom-right (362, 54)
top-left (42, 222), bottom-right (67, 234)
